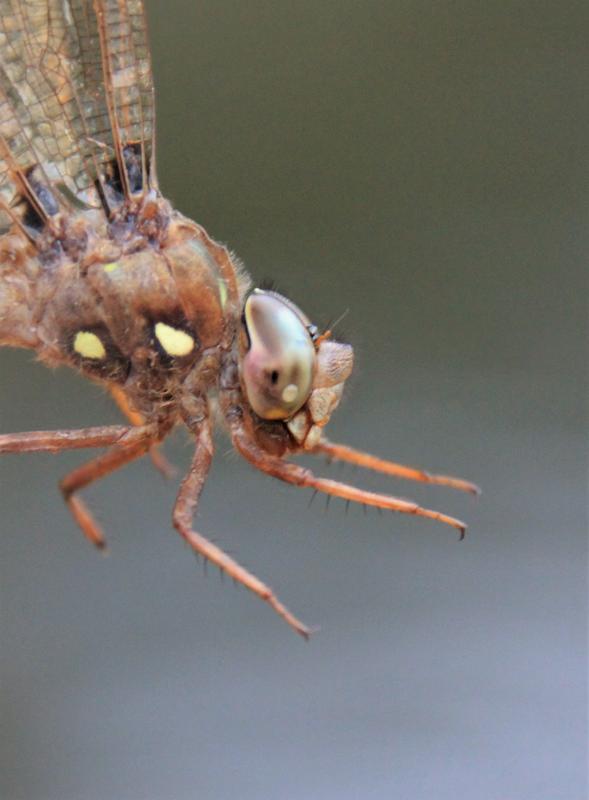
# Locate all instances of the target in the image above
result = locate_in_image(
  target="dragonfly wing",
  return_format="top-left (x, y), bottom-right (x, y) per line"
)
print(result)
top-left (0, 0), bottom-right (157, 239)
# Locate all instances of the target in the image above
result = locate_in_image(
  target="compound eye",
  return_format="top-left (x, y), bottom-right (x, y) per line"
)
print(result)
top-left (241, 290), bottom-right (315, 420)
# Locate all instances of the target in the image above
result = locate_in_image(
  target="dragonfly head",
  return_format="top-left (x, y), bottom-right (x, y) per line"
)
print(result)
top-left (239, 289), bottom-right (353, 449)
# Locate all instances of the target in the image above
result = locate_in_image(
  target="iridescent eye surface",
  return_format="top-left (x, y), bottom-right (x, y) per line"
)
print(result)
top-left (241, 289), bottom-right (316, 420)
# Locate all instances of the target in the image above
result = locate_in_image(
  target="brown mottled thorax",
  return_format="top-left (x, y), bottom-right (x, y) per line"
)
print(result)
top-left (1, 191), bottom-right (250, 424)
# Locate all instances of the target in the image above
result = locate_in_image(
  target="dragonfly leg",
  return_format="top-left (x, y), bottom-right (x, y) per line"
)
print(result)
top-left (0, 424), bottom-right (139, 453)
top-left (172, 419), bottom-right (311, 639)
top-left (313, 438), bottom-right (481, 495)
top-left (109, 385), bottom-right (177, 479)
top-left (230, 421), bottom-right (467, 537)
top-left (59, 425), bottom-right (158, 549)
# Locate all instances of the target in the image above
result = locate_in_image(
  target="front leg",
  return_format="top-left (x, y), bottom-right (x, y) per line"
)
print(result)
top-left (314, 438), bottom-right (481, 495)
top-left (173, 415), bottom-right (311, 639)
top-left (229, 418), bottom-right (468, 537)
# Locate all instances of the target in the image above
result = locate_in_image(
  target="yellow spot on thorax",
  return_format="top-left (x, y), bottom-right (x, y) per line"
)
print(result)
top-left (74, 331), bottom-right (107, 360)
top-left (103, 261), bottom-right (119, 273)
top-left (154, 322), bottom-right (195, 357)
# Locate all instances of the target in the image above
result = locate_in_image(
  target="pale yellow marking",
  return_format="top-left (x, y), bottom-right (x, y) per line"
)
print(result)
top-left (73, 331), bottom-right (107, 360)
top-left (218, 278), bottom-right (228, 309)
top-left (282, 383), bottom-right (299, 403)
top-left (154, 322), bottom-right (195, 357)
top-left (103, 261), bottom-right (119, 273)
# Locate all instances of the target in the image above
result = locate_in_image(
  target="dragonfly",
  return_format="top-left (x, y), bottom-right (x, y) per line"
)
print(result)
top-left (0, 0), bottom-right (479, 637)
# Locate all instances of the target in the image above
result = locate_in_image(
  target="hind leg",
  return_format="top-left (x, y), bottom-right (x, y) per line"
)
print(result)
top-left (59, 429), bottom-right (157, 549)
top-left (0, 423), bottom-right (158, 548)
top-left (0, 424), bottom-right (139, 453)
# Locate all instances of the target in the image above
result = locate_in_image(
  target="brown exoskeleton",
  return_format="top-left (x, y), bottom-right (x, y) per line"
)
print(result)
top-left (0, 0), bottom-right (478, 637)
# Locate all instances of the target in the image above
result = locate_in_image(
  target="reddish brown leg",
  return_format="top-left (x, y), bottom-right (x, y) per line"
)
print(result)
top-left (109, 385), bottom-right (176, 479)
top-left (172, 418), bottom-right (311, 639)
top-left (314, 438), bottom-right (481, 495)
top-left (230, 422), bottom-right (468, 537)
top-left (59, 426), bottom-right (158, 550)
top-left (0, 425), bottom-right (138, 454)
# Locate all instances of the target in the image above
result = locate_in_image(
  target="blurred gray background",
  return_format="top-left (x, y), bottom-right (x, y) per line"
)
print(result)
top-left (1, 1), bottom-right (586, 798)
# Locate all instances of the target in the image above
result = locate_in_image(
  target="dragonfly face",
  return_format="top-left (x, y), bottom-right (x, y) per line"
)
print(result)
top-left (0, 0), bottom-right (478, 637)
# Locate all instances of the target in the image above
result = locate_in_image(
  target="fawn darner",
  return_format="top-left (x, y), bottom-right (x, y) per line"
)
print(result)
top-left (0, 0), bottom-right (478, 637)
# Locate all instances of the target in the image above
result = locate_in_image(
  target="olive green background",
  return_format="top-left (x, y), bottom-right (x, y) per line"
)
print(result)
top-left (1, 2), bottom-right (586, 798)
